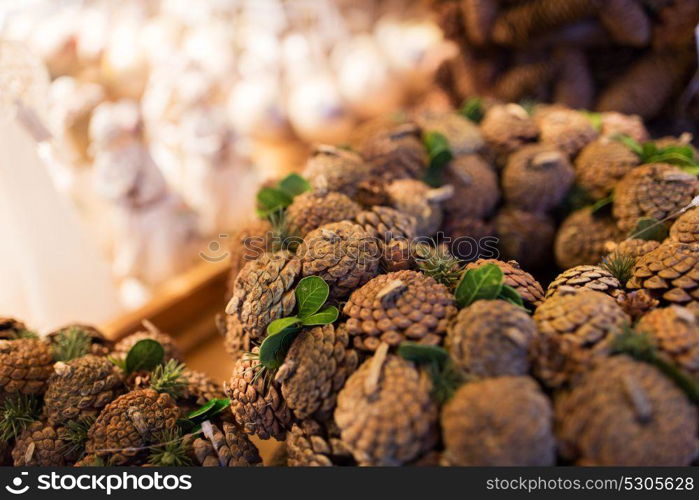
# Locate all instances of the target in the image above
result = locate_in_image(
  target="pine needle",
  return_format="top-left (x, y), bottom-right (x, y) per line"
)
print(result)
top-left (268, 209), bottom-right (301, 252)
top-left (52, 327), bottom-right (91, 362)
top-left (415, 242), bottom-right (464, 288)
top-left (61, 416), bottom-right (95, 457)
top-left (0, 394), bottom-right (41, 441)
top-left (600, 252), bottom-right (636, 285)
top-left (149, 360), bottom-right (187, 399)
top-left (147, 429), bottom-right (192, 467)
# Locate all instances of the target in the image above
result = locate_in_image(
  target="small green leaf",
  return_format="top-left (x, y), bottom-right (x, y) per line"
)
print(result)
top-left (398, 342), bottom-right (449, 368)
top-left (590, 194), bottom-right (614, 215)
top-left (498, 285), bottom-right (526, 309)
top-left (295, 276), bottom-right (330, 318)
top-left (257, 187), bottom-right (293, 214)
top-left (454, 263), bottom-right (504, 308)
top-left (278, 173), bottom-right (311, 197)
top-left (125, 339), bottom-right (164, 374)
top-left (629, 217), bottom-right (669, 242)
top-left (186, 398), bottom-right (231, 421)
top-left (422, 131), bottom-right (453, 188)
top-left (259, 328), bottom-right (300, 370)
top-left (187, 399), bottom-right (218, 420)
top-left (615, 134), bottom-right (643, 156)
top-left (267, 316), bottom-right (302, 336)
top-left (459, 97), bottom-right (484, 123)
top-left (300, 306), bottom-right (339, 326)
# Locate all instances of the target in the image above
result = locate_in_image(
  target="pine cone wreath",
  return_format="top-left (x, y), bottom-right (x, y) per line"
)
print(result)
top-left (296, 221), bottom-right (380, 300)
top-left (43, 354), bottom-right (124, 425)
top-left (192, 421), bottom-right (261, 467)
top-left (532, 288), bottom-right (630, 388)
top-left (464, 259), bottom-right (545, 306)
top-left (574, 138), bottom-right (640, 200)
top-left (86, 389), bottom-right (179, 465)
top-left (226, 251), bottom-right (301, 341)
top-left (670, 207), bottom-right (699, 244)
top-left (555, 208), bottom-right (623, 269)
top-left (113, 327), bottom-right (183, 363)
top-left (223, 348), bottom-right (292, 441)
top-left (502, 144), bottom-right (574, 213)
top-left (226, 219), bottom-right (273, 298)
top-left (386, 179), bottom-right (452, 237)
top-left (286, 420), bottom-right (354, 467)
top-left (555, 355), bottom-right (698, 466)
top-left (545, 265), bottom-right (622, 299)
top-left (534, 108), bottom-right (599, 157)
top-left (334, 349), bottom-right (439, 466)
top-left (343, 270), bottom-right (457, 352)
top-left (441, 376), bottom-right (555, 466)
top-left (442, 154), bottom-right (499, 219)
top-left (360, 123), bottom-right (428, 182)
top-left (627, 241), bottom-right (699, 306)
top-left (599, 112), bottom-right (649, 142)
top-left (286, 190), bottom-right (361, 238)
top-left (12, 421), bottom-right (78, 466)
top-left (275, 324), bottom-right (359, 421)
top-left (415, 111), bottom-right (484, 155)
top-left (0, 338), bottom-right (54, 396)
top-left (480, 103), bottom-right (539, 156)
top-left (302, 145), bottom-right (370, 198)
top-left (494, 208), bottom-right (555, 270)
top-left (446, 300), bottom-right (535, 377)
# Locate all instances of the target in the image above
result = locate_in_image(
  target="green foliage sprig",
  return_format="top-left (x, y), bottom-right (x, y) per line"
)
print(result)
top-left (422, 131), bottom-right (453, 188)
top-left (109, 338), bottom-right (165, 374)
top-left (459, 97), bottom-right (484, 123)
top-left (52, 327), bottom-right (91, 362)
top-left (454, 263), bottom-right (525, 310)
top-left (256, 173), bottom-right (311, 218)
top-left (397, 342), bottom-right (465, 404)
top-left (615, 134), bottom-right (699, 172)
top-left (178, 398), bottom-right (231, 434)
top-left (0, 394), bottom-right (41, 441)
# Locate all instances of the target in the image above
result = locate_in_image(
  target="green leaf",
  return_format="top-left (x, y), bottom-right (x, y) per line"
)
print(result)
top-left (582, 111), bottom-right (602, 132)
top-left (590, 193), bottom-right (614, 215)
top-left (300, 306), bottom-right (339, 326)
top-left (257, 187), bottom-right (293, 215)
top-left (629, 217), bottom-right (669, 242)
top-left (398, 342), bottom-right (449, 368)
top-left (125, 339), bottom-right (164, 374)
top-left (459, 97), bottom-right (484, 123)
top-left (186, 398), bottom-right (231, 421)
top-left (498, 285), bottom-right (526, 309)
top-left (295, 276), bottom-right (330, 317)
top-left (267, 316), bottom-right (302, 336)
top-left (278, 173), bottom-right (311, 197)
top-left (422, 131), bottom-right (453, 188)
top-left (258, 327), bottom-right (300, 370)
top-left (454, 263), bottom-right (504, 308)
top-left (615, 134), bottom-right (643, 156)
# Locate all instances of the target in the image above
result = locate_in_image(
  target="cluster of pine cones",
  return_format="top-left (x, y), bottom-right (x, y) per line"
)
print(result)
top-left (433, 0), bottom-right (699, 128)
top-left (222, 102), bottom-right (699, 466)
top-left (0, 320), bottom-right (261, 467)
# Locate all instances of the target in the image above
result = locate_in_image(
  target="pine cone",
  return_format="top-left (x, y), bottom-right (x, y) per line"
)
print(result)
top-left (343, 270), bottom-right (457, 352)
top-left (44, 354), bottom-right (124, 425)
top-left (386, 179), bottom-right (451, 236)
top-left (302, 145), bottom-right (370, 198)
top-left (113, 328), bottom-right (183, 363)
top-left (502, 144), bottom-right (574, 213)
top-left (297, 221), bottom-right (380, 300)
top-left (180, 369), bottom-right (225, 412)
top-left (599, 112), bottom-right (649, 142)
top-left (441, 376), bottom-right (555, 466)
top-left (613, 163), bottom-right (698, 233)
top-left (442, 216), bottom-right (495, 260)
top-left (553, 48), bottom-right (594, 110)
top-left (545, 265), bottom-right (622, 299)
top-left (48, 324), bottom-right (114, 358)
top-left (535, 108), bottom-right (598, 157)
top-left (219, 313), bottom-right (251, 362)
top-left (226, 219), bottom-right (273, 299)
top-left (670, 207), bottom-right (699, 244)
top-left (0, 318), bottom-right (27, 339)
top-left (286, 420), bottom-right (354, 467)
top-left (12, 421), bottom-right (77, 466)
top-left (555, 355), bottom-right (698, 465)
top-left (637, 306), bottom-right (699, 378)
top-left (464, 259), bottom-right (545, 306)
top-left (575, 138), bottom-right (640, 200)
top-left (493, 61), bottom-right (554, 102)
top-left (227, 251), bottom-right (301, 341)
top-left (354, 206), bottom-right (417, 244)
top-left (415, 111), bottom-right (484, 155)
top-left (461, 0), bottom-right (498, 45)
top-left (86, 389), bottom-right (179, 465)
top-left (0, 338), bottom-right (54, 396)
top-left (192, 421), bottom-right (261, 467)
top-left (360, 123), bottom-right (428, 182)
top-left (442, 154), bottom-right (499, 219)
top-left (652, 0), bottom-right (699, 50)
top-left (494, 208), bottom-right (555, 270)
top-left (480, 103), bottom-right (538, 156)
top-left (223, 348), bottom-right (292, 441)
top-left (627, 241), bottom-right (699, 306)
top-left (446, 300), bottom-right (535, 377)
top-left (275, 324), bottom-right (359, 421)
top-left (532, 288), bottom-right (630, 388)
top-left (335, 350), bottom-right (438, 466)
top-left (286, 190), bottom-right (361, 238)
top-left (616, 289), bottom-right (659, 321)
top-left (608, 238), bottom-right (661, 260)
top-left (555, 208), bottom-right (623, 269)
top-left (599, 0), bottom-right (651, 46)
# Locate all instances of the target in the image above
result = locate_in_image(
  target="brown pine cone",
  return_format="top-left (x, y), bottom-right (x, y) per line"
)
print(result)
top-left (382, 238), bottom-right (414, 272)
top-left (12, 421), bottom-right (78, 466)
top-left (192, 421), bottom-right (261, 467)
top-left (502, 144), bottom-right (574, 213)
top-left (545, 265), bottom-right (622, 299)
top-left (302, 145), bottom-right (370, 198)
top-left (179, 369), bottom-right (225, 413)
top-left (286, 190), bottom-right (361, 238)
top-left (461, 0), bottom-right (498, 45)
top-left (415, 111), bottom-right (484, 155)
top-left (442, 154), bottom-right (499, 219)
top-left (532, 289), bottom-right (630, 388)
top-left (607, 238), bottom-right (661, 260)
top-left (442, 216), bottom-right (495, 260)
top-left (652, 0), bottom-right (699, 50)
top-left (218, 313), bottom-right (251, 362)
top-left (275, 324), bottom-right (359, 421)
top-left (354, 206), bottom-right (417, 244)
top-left (112, 326), bottom-right (183, 363)
top-left (343, 270), bottom-right (457, 352)
top-left (44, 354), bottom-right (124, 425)
top-left (670, 207), bottom-right (699, 244)
top-left (599, 0), bottom-right (650, 46)
top-left (47, 324), bottom-right (114, 358)
top-left (223, 348), bottom-right (292, 441)
top-left (613, 163), bottom-right (698, 233)
top-left (575, 138), bottom-right (640, 200)
top-left (480, 103), bottom-right (538, 156)
top-left (0, 338), bottom-right (54, 396)
top-left (286, 420), bottom-right (354, 467)
top-left (599, 111), bottom-right (649, 142)
top-left (360, 123), bottom-right (428, 182)
top-left (553, 48), bottom-right (594, 110)
top-left (297, 221), bottom-right (380, 300)
top-left (225, 219), bottom-right (273, 299)
top-left (493, 61), bottom-right (554, 102)
top-left (446, 300), bottom-right (535, 377)
top-left (555, 355), bottom-right (698, 466)
top-left (535, 108), bottom-right (599, 157)
top-left (494, 208), bottom-right (555, 270)
top-left (441, 376), bottom-right (555, 466)
top-left (86, 389), bottom-right (179, 465)
top-left (335, 349), bottom-right (438, 466)
top-left (386, 179), bottom-right (452, 237)
top-left (227, 251), bottom-right (301, 341)
top-left (627, 241), bottom-right (699, 306)
top-left (464, 259), bottom-right (545, 306)
top-left (555, 208), bottom-right (624, 269)
top-left (0, 318), bottom-right (28, 339)
top-left (637, 306), bottom-right (699, 378)
top-left (616, 289), bottom-right (659, 321)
